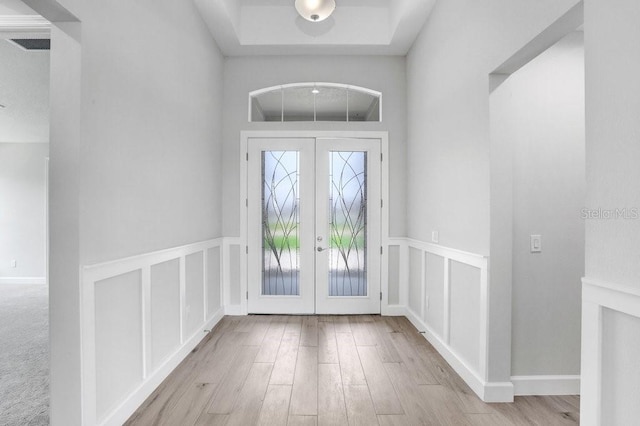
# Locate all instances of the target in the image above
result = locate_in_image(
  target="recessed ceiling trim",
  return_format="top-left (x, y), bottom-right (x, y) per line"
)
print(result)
top-left (0, 15), bottom-right (51, 39)
top-left (195, 0), bottom-right (436, 56)
top-left (0, 15), bottom-right (51, 31)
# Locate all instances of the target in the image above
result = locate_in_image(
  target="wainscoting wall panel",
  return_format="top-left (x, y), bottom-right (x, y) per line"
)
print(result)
top-left (185, 251), bottom-right (205, 337)
top-left (206, 246), bottom-right (221, 317)
top-left (424, 252), bottom-right (445, 338)
top-left (450, 260), bottom-right (482, 373)
top-left (149, 259), bottom-right (180, 373)
top-left (94, 271), bottom-right (143, 421)
top-left (408, 247), bottom-right (423, 317)
top-left (228, 244), bottom-right (241, 306)
top-left (387, 244), bottom-right (400, 305)
top-left (81, 238), bottom-right (225, 426)
top-left (581, 278), bottom-right (640, 425)
top-left (400, 238), bottom-right (492, 401)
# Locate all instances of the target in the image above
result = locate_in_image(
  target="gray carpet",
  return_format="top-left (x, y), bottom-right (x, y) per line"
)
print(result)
top-left (0, 283), bottom-right (49, 426)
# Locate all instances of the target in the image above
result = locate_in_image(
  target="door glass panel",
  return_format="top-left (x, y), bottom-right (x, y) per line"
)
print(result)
top-left (262, 151), bottom-right (300, 295)
top-left (329, 152), bottom-right (367, 296)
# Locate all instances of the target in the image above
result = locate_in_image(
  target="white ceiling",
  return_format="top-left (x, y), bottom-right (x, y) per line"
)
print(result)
top-left (194, 0), bottom-right (436, 56)
top-left (0, 0), bottom-right (37, 15)
top-left (0, 39), bottom-right (50, 143)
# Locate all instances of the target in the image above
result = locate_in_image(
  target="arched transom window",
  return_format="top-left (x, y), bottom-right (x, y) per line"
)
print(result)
top-left (249, 83), bottom-right (382, 122)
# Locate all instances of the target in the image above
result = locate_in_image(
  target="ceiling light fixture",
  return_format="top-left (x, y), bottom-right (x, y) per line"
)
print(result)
top-left (295, 0), bottom-right (336, 22)
top-left (312, 88), bottom-right (320, 94)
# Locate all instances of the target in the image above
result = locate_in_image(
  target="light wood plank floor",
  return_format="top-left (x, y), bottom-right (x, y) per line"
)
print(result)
top-left (125, 315), bottom-right (580, 426)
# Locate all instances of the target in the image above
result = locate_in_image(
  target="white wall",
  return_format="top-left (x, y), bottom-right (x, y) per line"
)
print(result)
top-left (582, 0), bottom-right (640, 423)
top-left (0, 143), bottom-right (49, 278)
top-left (0, 40), bottom-right (49, 144)
top-left (78, 2), bottom-right (225, 264)
top-left (407, 0), bottom-right (581, 255)
top-left (0, 30), bottom-right (50, 280)
top-left (407, 0), bottom-right (581, 384)
top-left (44, 0), bottom-right (226, 423)
top-left (492, 33), bottom-right (584, 378)
top-left (584, 1), bottom-right (640, 289)
top-left (0, 40), bottom-right (50, 280)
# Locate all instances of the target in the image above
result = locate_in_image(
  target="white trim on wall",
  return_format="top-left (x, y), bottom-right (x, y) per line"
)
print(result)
top-left (0, 15), bottom-right (51, 39)
top-left (80, 238), bottom-right (226, 426)
top-left (398, 238), bottom-right (511, 402)
top-left (222, 236), bottom-right (242, 315)
top-left (384, 237), bottom-right (408, 316)
top-left (236, 130), bottom-right (390, 316)
top-left (580, 277), bottom-right (640, 426)
top-left (511, 375), bottom-right (581, 396)
top-left (405, 307), bottom-right (515, 402)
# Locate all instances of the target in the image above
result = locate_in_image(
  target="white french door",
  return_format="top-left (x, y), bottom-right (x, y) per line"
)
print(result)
top-left (247, 137), bottom-right (381, 314)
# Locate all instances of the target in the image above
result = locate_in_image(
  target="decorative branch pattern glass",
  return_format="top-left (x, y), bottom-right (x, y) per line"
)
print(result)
top-left (329, 152), bottom-right (367, 296)
top-left (262, 151), bottom-right (300, 295)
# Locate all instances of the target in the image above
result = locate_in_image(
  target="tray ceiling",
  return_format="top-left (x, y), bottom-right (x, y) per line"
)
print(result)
top-left (194, 0), bottom-right (436, 56)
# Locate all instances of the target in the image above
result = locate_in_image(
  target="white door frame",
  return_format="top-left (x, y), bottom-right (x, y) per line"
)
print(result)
top-left (239, 130), bottom-right (389, 315)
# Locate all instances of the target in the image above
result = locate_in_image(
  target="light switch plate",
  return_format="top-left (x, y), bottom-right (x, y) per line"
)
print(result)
top-left (431, 231), bottom-right (439, 243)
top-left (530, 235), bottom-right (542, 253)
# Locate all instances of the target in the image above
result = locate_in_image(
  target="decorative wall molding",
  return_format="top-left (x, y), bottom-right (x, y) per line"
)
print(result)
top-left (512, 375), bottom-right (580, 396)
top-left (222, 237), bottom-right (241, 314)
top-left (398, 238), bottom-right (507, 402)
top-left (80, 238), bottom-right (225, 426)
top-left (0, 15), bottom-right (51, 38)
top-left (0, 277), bottom-right (46, 284)
top-left (385, 237), bottom-right (409, 314)
top-left (405, 306), bottom-right (514, 402)
top-left (101, 309), bottom-right (223, 426)
top-left (581, 277), bottom-right (640, 426)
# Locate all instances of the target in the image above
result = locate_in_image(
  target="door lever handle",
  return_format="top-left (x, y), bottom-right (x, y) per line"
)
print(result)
top-left (317, 247), bottom-right (325, 252)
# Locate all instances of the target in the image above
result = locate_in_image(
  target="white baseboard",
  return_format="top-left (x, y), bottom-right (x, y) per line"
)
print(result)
top-left (224, 304), bottom-right (243, 315)
top-left (101, 308), bottom-right (224, 426)
top-left (405, 307), bottom-right (514, 403)
top-left (381, 304), bottom-right (406, 316)
top-left (511, 375), bottom-right (580, 396)
top-left (0, 277), bottom-right (46, 284)
top-left (483, 381), bottom-right (516, 403)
